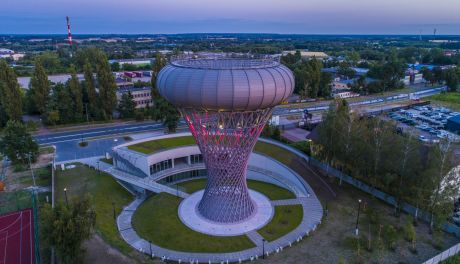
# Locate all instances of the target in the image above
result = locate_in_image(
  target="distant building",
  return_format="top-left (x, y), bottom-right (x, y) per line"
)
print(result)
top-left (116, 87), bottom-right (152, 109)
top-left (446, 115), bottom-right (460, 135)
top-left (322, 67), bottom-right (369, 77)
top-left (109, 58), bottom-right (154, 66)
top-left (282, 50), bottom-right (329, 60)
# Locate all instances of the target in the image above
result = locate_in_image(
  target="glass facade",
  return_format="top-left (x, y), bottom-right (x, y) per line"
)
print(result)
top-left (159, 169), bottom-right (207, 184)
top-left (149, 159), bottom-right (173, 175)
top-left (190, 154), bottom-right (203, 164)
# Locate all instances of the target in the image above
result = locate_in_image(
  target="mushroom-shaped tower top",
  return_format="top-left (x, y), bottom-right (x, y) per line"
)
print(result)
top-left (157, 55), bottom-right (294, 111)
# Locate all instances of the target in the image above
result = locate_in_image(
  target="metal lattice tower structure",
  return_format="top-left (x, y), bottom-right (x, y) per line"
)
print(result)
top-left (157, 54), bottom-right (294, 223)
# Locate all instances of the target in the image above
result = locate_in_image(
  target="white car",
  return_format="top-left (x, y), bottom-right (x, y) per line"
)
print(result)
top-left (419, 135), bottom-right (430, 142)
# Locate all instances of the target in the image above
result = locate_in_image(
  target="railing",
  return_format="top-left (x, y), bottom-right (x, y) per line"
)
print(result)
top-left (422, 243), bottom-right (460, 264)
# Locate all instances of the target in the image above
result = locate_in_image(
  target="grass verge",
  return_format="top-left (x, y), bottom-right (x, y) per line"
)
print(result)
top-left (132, 193), bottom-right (254, 252)
top-left (427, 92), bottom-right (460, 111)
top-left (128, 136), bottom-right (196, 154)
top-left (54, 163), bottom-right (134, 255)
top-left (258, 205), bottom-right (303, 242)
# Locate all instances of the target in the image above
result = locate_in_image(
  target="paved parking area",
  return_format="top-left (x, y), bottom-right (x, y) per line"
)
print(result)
top-left (387, 104), bottom-right (460, 143)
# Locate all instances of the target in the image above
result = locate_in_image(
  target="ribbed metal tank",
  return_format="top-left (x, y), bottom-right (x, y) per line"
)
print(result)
top-left (156, 56), bottom-right (294, 111)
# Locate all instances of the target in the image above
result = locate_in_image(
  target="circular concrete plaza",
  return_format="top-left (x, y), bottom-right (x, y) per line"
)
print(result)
top-left (179, 190), bottom-right (274, 236)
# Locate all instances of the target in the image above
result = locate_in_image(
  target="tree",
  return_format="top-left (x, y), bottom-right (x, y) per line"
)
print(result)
top-left (40, 195), bottom-right (96, 264)
top-left (444, 68), bottom-right (459, 92)
top-left (29, 58), bottom-right (50, 115)
top-left (0, 60), bottom-right (23, 124)
top-left (318, 72), bottom-right (332, 98)
top-left (426, 139), bottom-right (459, 232)
top-left (67, 65), bottom-right (83, 121)
top-left (421, 68), bottom-right (435, 86)
top-left (150, 53), bottom-right (180, 131)
top-left (95, 52), bottom-right (117, 119)
top-left (0, 120), bottom-right (38, 164)
top-left (337, 62), bottom-right (357, 79)
top-left (117, 92), bottom-right (136, 119)
top-left (83, 60), bottom-right (98, 119)
top-left (110, 62), bottom-right (120, 72)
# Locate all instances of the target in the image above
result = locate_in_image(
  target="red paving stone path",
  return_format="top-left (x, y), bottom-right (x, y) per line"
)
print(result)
top-left (0, 209), bottom-right (35, 264)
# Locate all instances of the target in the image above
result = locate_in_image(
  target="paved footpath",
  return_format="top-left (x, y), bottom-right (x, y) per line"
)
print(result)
top-left (66, 153), bottom-right (324, 263)
top-left (117, 194), bottom-right (322, 263)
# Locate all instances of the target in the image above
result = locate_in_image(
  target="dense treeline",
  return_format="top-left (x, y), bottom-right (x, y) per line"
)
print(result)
top-left (281, 51), bottom-right (332, 99)
top-left (315, 100), bottom-right (460, 230)
top-left (315, 100), bottom-right (459, 230)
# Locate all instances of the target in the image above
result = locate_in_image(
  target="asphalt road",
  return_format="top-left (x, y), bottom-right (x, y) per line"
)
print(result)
top-left (272, 86), bottom-right (446, 115)
top-left (36, 86), bottom-right (446, 146)
top-left (34, 121), bottom-right (185, 145)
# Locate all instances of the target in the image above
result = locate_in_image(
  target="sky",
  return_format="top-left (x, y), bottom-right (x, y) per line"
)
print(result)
top-left (1, 0), bottom-right (460, 35)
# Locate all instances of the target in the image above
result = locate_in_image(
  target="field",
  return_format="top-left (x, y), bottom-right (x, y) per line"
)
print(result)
top-left (427, 92), bottom-right (460, 111)
top-left (128, 136), bottom-right (196, 154)
top-left (258, 205), bottom-right (303, 241)
top-left (54, 163), bottom-right (147, 262)
top-left (132, 193), bottom-right (255, 252)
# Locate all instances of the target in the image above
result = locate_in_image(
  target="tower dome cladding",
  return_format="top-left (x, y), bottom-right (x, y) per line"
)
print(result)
top-left (156, 54), bottom-right (294, 111)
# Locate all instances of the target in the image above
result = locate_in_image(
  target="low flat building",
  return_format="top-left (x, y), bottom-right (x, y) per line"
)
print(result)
top-left (282, 50), bottom-right (329, 60)
top-left (116, 87), bottom-right (152, 109)
top-left (446, 115), bottom-right (460, 135)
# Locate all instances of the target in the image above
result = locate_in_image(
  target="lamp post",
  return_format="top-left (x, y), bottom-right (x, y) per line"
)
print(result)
top-left (355, 199), bottom-right (362, 236)
top-left (262, 238), bottom-right (266, 259)
top-left (64, 188), bottom-right (69, 206)
top-left (149, 240), bottom-right (152, 259)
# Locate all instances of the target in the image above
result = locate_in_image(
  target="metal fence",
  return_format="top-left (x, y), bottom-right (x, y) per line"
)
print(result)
top-left (307, 156), bottom-right (460, 237)
top-left (422, 243), bottom-right (460, 264)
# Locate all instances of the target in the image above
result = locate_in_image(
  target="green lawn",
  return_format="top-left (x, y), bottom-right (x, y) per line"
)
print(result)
top-left (54, 163), bottom-right (135, 255)
top-left (128, 136), bottom-right (196, 154)
top-left (254, 141), bottom-right (298, 166)
top-left (14, 166), bottom-right (52, 187)
top-left (258, 205), bottom-right (303, 242)
top-left (132, 193), bottom-right (255, 252)
top-left (427, 92), bottom-right (460, 111)
top-left (177, 179), bottom-right (295, 200)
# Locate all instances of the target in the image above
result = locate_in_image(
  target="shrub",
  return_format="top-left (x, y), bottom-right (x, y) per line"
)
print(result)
top-left (384, 225), bottom-right (398, 251)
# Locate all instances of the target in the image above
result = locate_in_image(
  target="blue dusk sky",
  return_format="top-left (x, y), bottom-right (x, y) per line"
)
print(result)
top-left (1, 0), bottom-right (459, 34)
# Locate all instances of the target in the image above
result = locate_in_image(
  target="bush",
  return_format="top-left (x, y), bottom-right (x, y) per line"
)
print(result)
top-left (384, 225), bottom-right (398, 251)
top-left (404, 220), bottom-right (416, 243)
top-left (431, 232), bottom-right (444, 250)
top-left (364, 206), bottom-right (381, 225)
top-left (135, 110), bottom-right (145, 121)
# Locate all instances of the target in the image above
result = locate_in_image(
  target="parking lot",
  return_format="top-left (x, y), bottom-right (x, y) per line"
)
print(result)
top-left (387, 105), bottom-right (460, 143)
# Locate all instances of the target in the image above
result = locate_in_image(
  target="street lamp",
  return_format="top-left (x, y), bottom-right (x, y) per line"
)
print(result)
top-left (355, 199), bottom-right (362, 236)
top-left (149, 240), bottom-right (152, 259)
top-left (64, 188), bottom-right (69, 206)
top-left (262, 238), bottom-right (266, 259)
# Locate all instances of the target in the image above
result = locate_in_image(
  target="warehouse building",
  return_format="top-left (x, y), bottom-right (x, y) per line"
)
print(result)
top-left (446, 115), bottom-right (460, 135)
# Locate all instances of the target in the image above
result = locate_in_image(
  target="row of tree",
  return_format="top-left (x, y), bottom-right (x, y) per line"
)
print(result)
top-left (422, 67), bottom-right (460, 92)
top-left (282, 51), bottom-right (333, 99)
top-left (316, 100), bottom-right (459, 230)
top-left (25, 49), bottom-right (117, 125)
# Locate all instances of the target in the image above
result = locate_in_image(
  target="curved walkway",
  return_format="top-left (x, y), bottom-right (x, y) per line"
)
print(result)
top-left (117, 193), bottom-right (322, 263)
